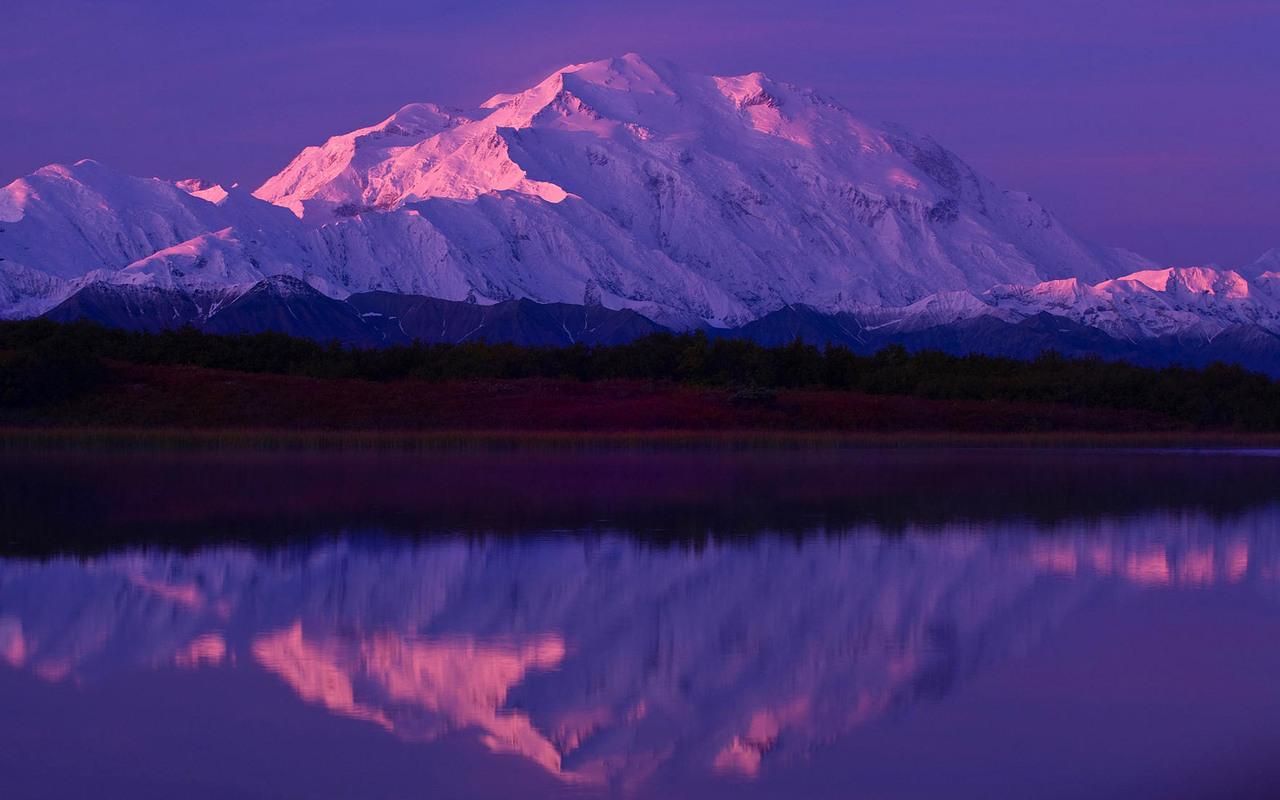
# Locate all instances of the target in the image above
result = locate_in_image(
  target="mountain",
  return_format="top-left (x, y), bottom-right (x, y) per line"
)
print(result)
top-left (722, 304), bottom-right (871, 349)
top-left (5, 53), bottom-right (1276, 371)
top-left (200, 276), bottom-right (381, 345)
top-left (43, 271), bottom-right (1280, 375)
top-left (43, 277), bottom-right (668, 347)
top-left (349, 291), bottom-right (667, 346)
top-left (0, 160), bottom-right (292, 318)
top-left (252, 53), bottom-right (1153, 325)
top-left (42, 281), bottom-right (216, 332)
top-left (44, 277), bottom-right (376, 343)
top-left (982, 267), bottom-right (1280, 340)
top-left (2, 54), bottom-right (1152, 329)
top-left (1244, 248), bottom-right (1280, 279)
top-left (717, 265), bottom-right (1280, 374)
top-left (0, 160), bottom-right (482, 320)
top-left (730, 306), bottom-right (1153, 363)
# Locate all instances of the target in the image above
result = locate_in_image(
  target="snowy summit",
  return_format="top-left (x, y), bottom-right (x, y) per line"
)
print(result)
top-left (0, 54), bottom-right (1273, 336)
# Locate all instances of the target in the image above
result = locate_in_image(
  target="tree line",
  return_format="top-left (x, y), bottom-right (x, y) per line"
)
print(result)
top-left (1, 319), bottom-right (1278, 429)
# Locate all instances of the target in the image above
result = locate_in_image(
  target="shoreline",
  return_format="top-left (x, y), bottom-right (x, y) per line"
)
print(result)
top-left (4, 426), bottom-right (1280, 453)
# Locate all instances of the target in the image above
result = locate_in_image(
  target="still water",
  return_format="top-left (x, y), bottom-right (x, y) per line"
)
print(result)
top-left (1, 449), bottom-right (1279, 799)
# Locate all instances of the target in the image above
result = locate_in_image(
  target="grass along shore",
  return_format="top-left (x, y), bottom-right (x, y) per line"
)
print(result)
top-left (5, 320), bottom-right (1280, 439)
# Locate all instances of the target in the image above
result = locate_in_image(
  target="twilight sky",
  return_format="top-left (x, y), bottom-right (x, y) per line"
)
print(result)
top-left (3, 0), bottom-right (1277, 267)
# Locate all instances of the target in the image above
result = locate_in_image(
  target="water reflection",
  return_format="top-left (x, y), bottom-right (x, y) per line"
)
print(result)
top-left (3, 508), bottom-right (1278, 793)
top-left (6, 448), bottom-right (1280, 553)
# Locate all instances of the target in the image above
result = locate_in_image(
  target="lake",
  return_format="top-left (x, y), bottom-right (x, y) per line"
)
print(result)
top-left (1, 448), bottom-right (1279, 798)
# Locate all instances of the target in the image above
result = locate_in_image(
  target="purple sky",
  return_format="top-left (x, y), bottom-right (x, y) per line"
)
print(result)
top-left (3, 0), bottom-right (1278, 267)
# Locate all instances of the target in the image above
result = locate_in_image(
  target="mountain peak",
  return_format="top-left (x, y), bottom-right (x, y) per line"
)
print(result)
top-left (5, 56), bottom-right (1160, 330)
top-left (34, 160), bottom-right (99, 180)
top-left (250, 273), bottom-right (321, 297)
top-left (175, 178), bottom-right (230, 205)
top-left (978, 265), bottom-right (1279, 339)
top-left (1246, 247), bottom-right (1280, 278)
top-left (477, 53), bottom-right (683, 135)
top-left (561, 52), bottom-right (673, 88)
top-left (1111, 266), bottom-right (1251, 299)
top-left (483, 53), bottom-right (673, 109)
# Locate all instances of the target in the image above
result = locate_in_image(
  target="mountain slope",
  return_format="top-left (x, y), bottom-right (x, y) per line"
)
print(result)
top-left (722, 304), bottom-right (869, 348)
top-left (255, 54), bottom-right (1151, 324)
top-left (43, 282), bottom-right (213, 332)
top-left (2, 54), bottom-right (1154, 328)
top-left (42, 276), bottom-right (1280, 376)
top-left (983, 267), bottom-right (1280, 339)
top-left (200, 276), bottom-right (381, 345)
top-left (349, 291), bottom-right (667, 346)
top-left (42, 278), bottom-right (671, 347)
top-left (0, 160), bottom-right (293, 317)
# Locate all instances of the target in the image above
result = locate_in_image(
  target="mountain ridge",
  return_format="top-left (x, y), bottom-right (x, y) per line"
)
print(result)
top-left (3, 54), bottom-right (1166, 329)
top-left (40, 273), bottom-right (1280, 376)
top-left (43, 276), bottom-right (669, 348)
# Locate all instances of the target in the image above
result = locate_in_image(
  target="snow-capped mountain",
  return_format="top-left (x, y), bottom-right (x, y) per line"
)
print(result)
top-left (1245, 247), bottom-right (1280, 278)
top-left (864, 266), bottom-right (1280, 340)
top-left (712, 264), bottom-right (1280, 374)
top-left (2, 54), bottom-right (1155, 328)
top-left (988, 268), bottom-right (1280, 339)
top-left (0, 159), bottom-right (475, 320)
top-left (2, 517), bottom-right (1272, 788)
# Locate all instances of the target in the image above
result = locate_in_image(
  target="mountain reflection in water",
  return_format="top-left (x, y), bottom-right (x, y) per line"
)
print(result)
top-left (2, 448), bottom-right (1280, 798)
top-left (2, 510), bottom-right (1278, 794)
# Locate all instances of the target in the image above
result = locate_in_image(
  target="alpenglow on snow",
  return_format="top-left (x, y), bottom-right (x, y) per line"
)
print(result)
top-left (2, 54), bottom-right (1170, 329)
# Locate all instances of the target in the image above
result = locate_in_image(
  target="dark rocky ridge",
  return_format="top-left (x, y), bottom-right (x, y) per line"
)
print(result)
top-left (42, 279), bottom-right (1280, 376)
